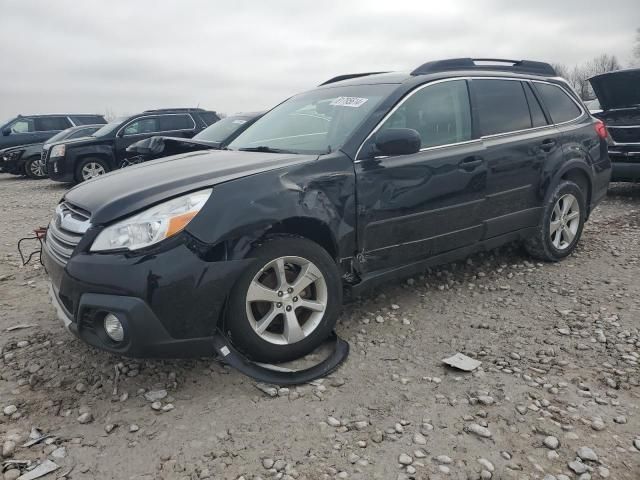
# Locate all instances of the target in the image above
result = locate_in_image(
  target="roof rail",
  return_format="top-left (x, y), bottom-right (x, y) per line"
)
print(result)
top-left (142, 108), bottom-right (206, 113)
top-left (411, 58), bottom-right (556, 77)
top-left (319, 72), bottom-right (389, 86)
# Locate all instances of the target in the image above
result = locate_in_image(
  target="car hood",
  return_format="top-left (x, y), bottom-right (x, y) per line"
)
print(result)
top-left (589, 69), bottom-right (640, 111)
top-left (65, 149), bottom-right (318, 224)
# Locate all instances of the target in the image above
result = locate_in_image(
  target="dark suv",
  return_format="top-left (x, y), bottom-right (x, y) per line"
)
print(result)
top-left (0, 114), bottom-right (106, 150)
top-left (0, 124), bottom-right (104, 179)
top-left (46, 108), bottom-right (219, 183)
top-left (42, 58), bottom-right (610, 363)
top-left (589, 68), bottom-right (640, 182)
top-left (124, 112), bottom-right (263, 166)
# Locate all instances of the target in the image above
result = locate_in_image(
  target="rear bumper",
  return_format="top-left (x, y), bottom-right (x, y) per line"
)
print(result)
top-left (609, 147), bottom-right (640, 182)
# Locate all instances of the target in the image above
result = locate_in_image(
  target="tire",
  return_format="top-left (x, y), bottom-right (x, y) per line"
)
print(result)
top-left (24, 156), bottom-right (47, 179)
top-left (524, 180), bottom-right (586, 261)
top-left (75, 158), bottom-right (110, 183)
top-left (226, 235), bottom-right (342, 363)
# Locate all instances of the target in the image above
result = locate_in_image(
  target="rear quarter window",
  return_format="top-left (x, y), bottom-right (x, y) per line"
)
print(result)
top-left (198, 111), bottom-right (220, 126)
top-left (158, 114), bottom-right (195, 131)
top-left (534, 83), bottom-right (582, 124)
top-left (472, 79), bottom-right (532, 136)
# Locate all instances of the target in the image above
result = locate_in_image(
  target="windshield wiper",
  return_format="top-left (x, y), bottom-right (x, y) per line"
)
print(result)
top-left (238, 146), bottom-right (296, 154)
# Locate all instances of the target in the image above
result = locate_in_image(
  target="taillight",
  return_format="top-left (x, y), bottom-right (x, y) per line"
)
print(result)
top-left (594, 119), bottom-right (608, 140)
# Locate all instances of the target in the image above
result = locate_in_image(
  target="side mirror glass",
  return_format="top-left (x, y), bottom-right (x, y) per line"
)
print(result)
top-left (374, 128), bottom-right (421, 156)
top-left (1, 127), bottom-right (11, 137)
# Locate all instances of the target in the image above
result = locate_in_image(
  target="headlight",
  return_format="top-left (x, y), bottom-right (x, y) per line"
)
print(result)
top-left (50, 144), bottom-right (66, 158)
top-left (90, 189), bottom-right (212, 252)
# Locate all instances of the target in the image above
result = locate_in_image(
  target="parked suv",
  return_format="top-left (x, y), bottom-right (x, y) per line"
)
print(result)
top-left (0, 114), bottom-right (106, 150)
top-left (124, 112), bottom-right (263, 166)
top-left (46, 108), bottom-right (219, 183)
top-left (0, 124), bottom-right (104, 178)
top-left (42, 58), bottom-right (610, 363)
top-left (589, 68), bottom-right (640, 182)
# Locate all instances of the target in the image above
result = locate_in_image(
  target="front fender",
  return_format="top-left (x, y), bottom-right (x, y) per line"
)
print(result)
top-left (186, 153), bottom-right (357, 260)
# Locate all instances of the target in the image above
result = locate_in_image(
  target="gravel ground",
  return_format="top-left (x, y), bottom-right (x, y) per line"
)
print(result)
top-left (1, 173), bottom-right (639, 480)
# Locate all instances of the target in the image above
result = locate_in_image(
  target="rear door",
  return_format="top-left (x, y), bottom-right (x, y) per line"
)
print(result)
top-left (355, 79), bottom-right (487, 273)
top-left (470, 78), bottom-right (560, 238)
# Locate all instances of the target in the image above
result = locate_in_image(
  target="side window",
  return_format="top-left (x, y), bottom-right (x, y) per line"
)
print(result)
top-left (34, 116), bottom-right (71, 131)
top-left (123, 117), bottom-right (158, 136)
top-left (524, 83), bottom-right (548, 127)
top-left (534, 83), bottom-right (582, 124)
top-left (158, 114), bottom-right (195, 131)
top-left (8, 118), bottom-right (34, 134)
top-left (472, 79), bottom-right (532, 136)
top-left (378, 79), bottom-right (472, 149)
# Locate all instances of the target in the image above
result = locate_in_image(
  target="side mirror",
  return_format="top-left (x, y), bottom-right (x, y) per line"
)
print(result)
top-left (117, 130), bottom-right (125, 138)
top-left (1, 128), bottom-right (10, 137)
top-left (374, 128), bottom-right (421, 156)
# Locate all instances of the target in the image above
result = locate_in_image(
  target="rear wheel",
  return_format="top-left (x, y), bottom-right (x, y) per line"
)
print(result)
top-left (24, 156), bottom-right (47, 179)
top-left (524, 180), bottom-right (586, 261)
top-left (75, 158), bottom-right (109, 183)
top-left (226, 236), bottom-right (342, 363)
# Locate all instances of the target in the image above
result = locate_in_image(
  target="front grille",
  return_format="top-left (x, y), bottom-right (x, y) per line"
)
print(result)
top-left (41, 148), bottom-right (48, 162)
top-left (608, 126), bottom-right (640, 144)
top-left (45, 202), bottom-right (91, 265)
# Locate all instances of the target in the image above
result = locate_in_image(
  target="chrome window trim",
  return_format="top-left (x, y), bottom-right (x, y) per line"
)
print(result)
top-left (355, 76), bottom-right (586, 162)
top-left (607, 125), bottom-right (640, 129)
top-left (117, 113), bottom-right (197, 138)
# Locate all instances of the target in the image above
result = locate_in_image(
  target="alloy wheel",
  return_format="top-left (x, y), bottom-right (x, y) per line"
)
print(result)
top-left (81, 162), bottom-right (106, 180)
top-left (29, 159), bottom-right (47, 178)
top-left (550, 193), bottom-right (580, 250)
top-left (245, 256), bottom-right (328, 345)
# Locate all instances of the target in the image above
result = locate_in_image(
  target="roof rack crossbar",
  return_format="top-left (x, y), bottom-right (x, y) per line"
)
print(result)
top-left (319, 72), bottom-right (389, 86)
top-left (411, 58), bottom-right (556, 77)
top-left (142, 108), bottom-right (207, 113)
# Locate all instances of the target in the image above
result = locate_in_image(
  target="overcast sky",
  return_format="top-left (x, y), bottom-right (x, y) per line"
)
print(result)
top-left (1, 0), bottom-right (638, 121)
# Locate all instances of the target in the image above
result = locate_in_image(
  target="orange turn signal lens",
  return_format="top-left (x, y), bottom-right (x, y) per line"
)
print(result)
top-left (166, 211), bottom-right (199, 237)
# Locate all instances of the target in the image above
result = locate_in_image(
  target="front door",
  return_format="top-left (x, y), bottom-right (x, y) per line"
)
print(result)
top-left (355, 79), bottom-right (487, 273)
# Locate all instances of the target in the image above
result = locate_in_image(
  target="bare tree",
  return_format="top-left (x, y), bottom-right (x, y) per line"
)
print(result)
top-left (562, 54), bottom-right (622, 100)
top-left (634, 27), bottom-right (640, 65)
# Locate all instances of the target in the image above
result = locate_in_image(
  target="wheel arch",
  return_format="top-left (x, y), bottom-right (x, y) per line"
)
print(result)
top-left (548, 161), bottom-right (594, 217)
top-left (259, 217), bottom-right (339, 260)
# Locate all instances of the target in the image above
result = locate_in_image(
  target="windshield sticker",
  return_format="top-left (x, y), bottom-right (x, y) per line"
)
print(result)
top-left (232, 119), bottom-right (247, 124)
top-left (330, 97), bottom-right (368, 108)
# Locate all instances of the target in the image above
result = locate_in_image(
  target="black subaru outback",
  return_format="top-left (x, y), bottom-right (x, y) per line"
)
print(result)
top-left (46, 108), bottom-right (219, 184)
top-left (42, 58), bottom-right (610, 363)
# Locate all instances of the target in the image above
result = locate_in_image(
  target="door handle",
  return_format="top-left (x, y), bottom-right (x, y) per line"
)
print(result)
top-left (540, 139), bottom-right (557, 152)
top-left (459, 156), bottom-right (484, 171)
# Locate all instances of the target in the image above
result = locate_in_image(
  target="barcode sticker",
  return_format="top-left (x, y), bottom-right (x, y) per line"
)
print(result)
top-left (330, 97), bottom-right (369, 108)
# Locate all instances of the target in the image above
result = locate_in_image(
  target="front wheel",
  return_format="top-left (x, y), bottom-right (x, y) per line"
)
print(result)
top-left (24, 156), bottom-right (47, 179)
top-left (75, 158), bottom-right (109, 183)
top-left (524, 180), bottom-right (586, 261)
top-left (226, 236), bottom-right (342, 363)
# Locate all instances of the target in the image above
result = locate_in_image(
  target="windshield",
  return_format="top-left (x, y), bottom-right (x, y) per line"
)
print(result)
top-left (46, 127), bottom-right (76, 144)
top-left (194, 116), bottom-right (253, 142)
top-left (228, 84), bottom-right (395, 154)
top-left (92, 116), bottom-right (127, 137)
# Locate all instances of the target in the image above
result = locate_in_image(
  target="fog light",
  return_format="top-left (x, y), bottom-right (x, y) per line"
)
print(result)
top-left (104, 313), bottom-right (124, 342)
